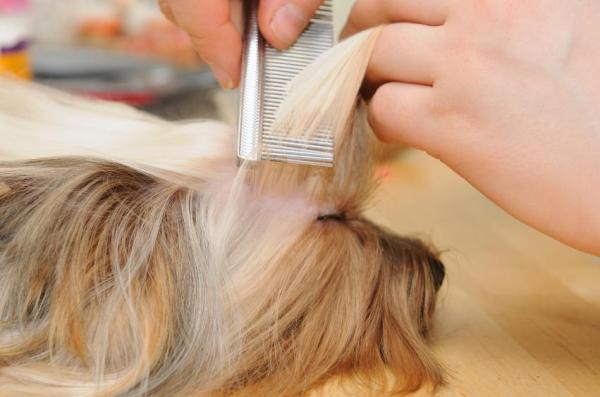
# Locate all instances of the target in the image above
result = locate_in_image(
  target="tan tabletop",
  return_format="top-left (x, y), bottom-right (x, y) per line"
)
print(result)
top-left (322, 149), bottom-right (600, 397)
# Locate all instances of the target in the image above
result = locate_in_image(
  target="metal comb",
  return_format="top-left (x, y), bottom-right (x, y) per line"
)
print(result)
top-left (237, 0), bottom-right (335, 167)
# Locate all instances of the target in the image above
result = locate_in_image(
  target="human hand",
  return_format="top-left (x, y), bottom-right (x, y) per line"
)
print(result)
top-left (159, 0), bottom-right (323, 88)
top-left (347, 0), bottom-right (600, 254)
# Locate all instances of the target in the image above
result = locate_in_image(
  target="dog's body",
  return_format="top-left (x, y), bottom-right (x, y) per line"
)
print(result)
top-left (0, 28), bottom-right (444, 396)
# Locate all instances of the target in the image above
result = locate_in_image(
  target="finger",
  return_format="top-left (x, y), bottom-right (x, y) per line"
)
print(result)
top-left (164, 0), bottom-right (242, 88)
top-left (158, 0), bottom-right (176, 24)
top-left (341, 0), bottom-right (450, 39)
top-left (368, 83), bottom-right (441, 154)
top-left (258, 0), bottom-right (324, 49)
top-left (366, 23), bottom-right (443, 88)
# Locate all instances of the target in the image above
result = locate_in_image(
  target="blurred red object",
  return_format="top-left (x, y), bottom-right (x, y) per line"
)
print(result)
top-left (79, 18), bottom-right (122, 41)
top-left (122, 19), bottom-right (199, 68)
top-left (79, 89), bottom-right (157, 106)
top-left (76, 0), bottom-right (200, 68)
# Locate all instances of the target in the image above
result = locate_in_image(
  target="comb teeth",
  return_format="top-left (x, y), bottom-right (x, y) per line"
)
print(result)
top-left (237, 0), bottom-right (335, 167)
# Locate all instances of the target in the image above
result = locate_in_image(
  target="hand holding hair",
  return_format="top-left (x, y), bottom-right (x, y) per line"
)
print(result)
top-left (161, 0), bottom-right (600, 254)
top-left (352, 0), bottom-right (600, 254)
top-left (158, 0), bottom-right (324, 88)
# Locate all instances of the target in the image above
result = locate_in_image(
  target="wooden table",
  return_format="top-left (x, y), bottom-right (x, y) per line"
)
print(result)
top-left (323, 149), bottom-right (600, 396)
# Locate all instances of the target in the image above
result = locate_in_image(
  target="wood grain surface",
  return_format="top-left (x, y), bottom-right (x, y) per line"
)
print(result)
top-left (321, 149), bottom-right (600, 396)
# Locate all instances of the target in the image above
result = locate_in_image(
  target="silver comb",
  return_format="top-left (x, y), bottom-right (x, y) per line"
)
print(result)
top-left (237, 0), bottom-right (335, 167)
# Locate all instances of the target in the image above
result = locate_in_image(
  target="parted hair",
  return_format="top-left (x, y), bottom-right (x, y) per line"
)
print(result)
top-left (0, 28), bottom-right (444, 396)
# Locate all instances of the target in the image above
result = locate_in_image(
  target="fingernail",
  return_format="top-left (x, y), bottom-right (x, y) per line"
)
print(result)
top-left (211, 64), bottom-right (233, 89)
top-left (270, 3), bottom-right (308, 48)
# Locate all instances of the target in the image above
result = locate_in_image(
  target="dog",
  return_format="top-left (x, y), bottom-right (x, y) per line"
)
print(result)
top-left (0, 28), bottom-right (444, 397)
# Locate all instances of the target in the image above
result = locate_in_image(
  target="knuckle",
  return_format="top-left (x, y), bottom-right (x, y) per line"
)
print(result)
top-left (368, 86), bottom-right (388, 124)
top-left (187, 35), bottom-right (212, 58)
top-left (444, 29), bottom-right (472, 61)
top-left (285, 0), bottom-right (323, 14)
top-left (187, 25), bottom-right (225, 54)
top-left (479, 0), bottom-right (519, 24)
top-left (443, 32), bottom-right (490, 82)
top-left (348, 0), bottom-right (371, 27)
top-left (308, 0), bottom-right (325, 10)
top-left (381, 0), bottom-right (397, 19)
top-left (428, 93), bottom-right (455, 119)
top-left (158, 0), bottom-right (174, 21)
top-left (368, 85), bottom-right (396, 142)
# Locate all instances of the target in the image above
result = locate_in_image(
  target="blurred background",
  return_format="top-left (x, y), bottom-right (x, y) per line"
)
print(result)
top-left (0, 0), bottom-right (233, 120)
top-left (0, 0), bottom-right (352, 122)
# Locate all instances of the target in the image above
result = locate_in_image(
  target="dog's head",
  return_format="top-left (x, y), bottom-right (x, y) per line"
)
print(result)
top-left (218, 111), bottom-right (445, 396)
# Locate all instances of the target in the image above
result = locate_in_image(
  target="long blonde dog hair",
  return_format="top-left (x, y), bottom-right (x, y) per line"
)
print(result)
top-left (0, 28), bottom-right (444, 396)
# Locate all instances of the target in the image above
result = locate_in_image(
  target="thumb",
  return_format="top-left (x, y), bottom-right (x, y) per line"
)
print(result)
top-left (258, 0), bottom-right (324, 49)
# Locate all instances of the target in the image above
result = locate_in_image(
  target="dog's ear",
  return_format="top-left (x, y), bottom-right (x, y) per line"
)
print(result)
top-left (355, 228), bottom-right (445, 393)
